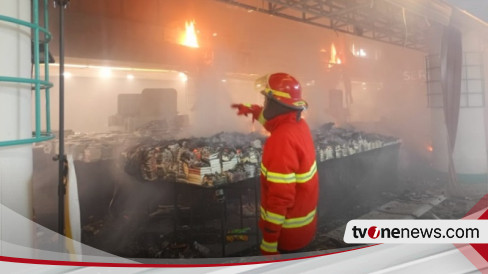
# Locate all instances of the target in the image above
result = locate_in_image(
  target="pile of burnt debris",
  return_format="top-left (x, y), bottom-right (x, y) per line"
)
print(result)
top-left (73, 123), bottom-right (402, 258)
top-left (398, 168), bottom-right (487, 220)
top-left (80, 162), bottom-right (487, 258)
top-left (122, 123), bottom-right (400, 186)
top-left (122, 132), bottom-right (264, 185)
top-left (82, 206), bottom-right (256, 258)
top-left (82, 224), bottom-right (216, 258)
top-left (34, 122), bottom-right (400, 185)
top-left (307, 162), bottom-right (488, 253)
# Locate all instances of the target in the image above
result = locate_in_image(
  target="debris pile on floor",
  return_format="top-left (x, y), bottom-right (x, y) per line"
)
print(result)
top-left (304, 165), bottom-right (488, 253)
top-left (121, 124), bottom-right (400, 186)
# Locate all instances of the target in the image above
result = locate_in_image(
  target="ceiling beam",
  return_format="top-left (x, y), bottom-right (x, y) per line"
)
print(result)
top-left (215, 0), bottom-right (429, 51)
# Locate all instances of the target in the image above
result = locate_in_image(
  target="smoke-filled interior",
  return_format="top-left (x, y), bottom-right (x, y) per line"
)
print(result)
top-left (29, 0), bottom-right (488, 260)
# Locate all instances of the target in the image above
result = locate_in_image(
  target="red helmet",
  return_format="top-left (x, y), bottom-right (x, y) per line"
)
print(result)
top-left (255, 72), bottom-right (308, 110)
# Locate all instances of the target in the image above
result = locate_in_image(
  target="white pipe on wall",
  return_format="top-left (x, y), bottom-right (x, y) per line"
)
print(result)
top-left (0, 0), bottom-right (34, 256)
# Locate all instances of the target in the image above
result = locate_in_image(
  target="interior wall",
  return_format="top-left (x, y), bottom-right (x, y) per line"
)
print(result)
top-left (43, 75), bottom-right (183, 133)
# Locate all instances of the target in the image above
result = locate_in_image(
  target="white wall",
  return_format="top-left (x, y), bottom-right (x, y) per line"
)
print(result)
top-left (45, 72), bottom-right (186, 133)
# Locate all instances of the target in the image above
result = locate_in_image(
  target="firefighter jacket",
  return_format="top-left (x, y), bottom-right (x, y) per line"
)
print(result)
top-left (259, 111), bottom-right (319, 254)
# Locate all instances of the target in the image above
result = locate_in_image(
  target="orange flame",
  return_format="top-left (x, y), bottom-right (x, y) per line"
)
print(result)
top-left (329, 43), bottom-right (344, 67)
top-left (427, 145), bottom-right (433, 152)
top-left (181, 20), bottom-right (199, 48)
top-left (330, 43), bottom-right (337, 65)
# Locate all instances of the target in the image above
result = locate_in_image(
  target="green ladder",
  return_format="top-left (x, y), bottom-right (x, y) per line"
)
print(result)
top-left (0, 0), bottom-right (54, 146)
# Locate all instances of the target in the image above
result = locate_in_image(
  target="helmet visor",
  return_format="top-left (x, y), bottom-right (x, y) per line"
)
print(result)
top-left (254, 74), bottom-right (270, 93)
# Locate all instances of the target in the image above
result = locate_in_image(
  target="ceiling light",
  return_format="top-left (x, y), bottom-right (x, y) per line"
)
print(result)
top-left (99, 67), bottom-right (112, 78)
top-left (179, 72), bottom-right (188, 82)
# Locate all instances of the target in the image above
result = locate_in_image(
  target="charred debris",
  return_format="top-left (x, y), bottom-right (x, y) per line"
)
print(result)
top-left (35, 121), bottom-right (405, 258)
top-left (121, 122), bottom-right (401, 186)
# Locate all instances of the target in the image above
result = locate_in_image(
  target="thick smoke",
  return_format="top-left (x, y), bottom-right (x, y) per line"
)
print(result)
top-left (33, 0), bottom-right (451, 257)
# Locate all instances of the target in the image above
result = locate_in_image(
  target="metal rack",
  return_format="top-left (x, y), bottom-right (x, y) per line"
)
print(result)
top-left (172, 178), bottom-right (260, 257)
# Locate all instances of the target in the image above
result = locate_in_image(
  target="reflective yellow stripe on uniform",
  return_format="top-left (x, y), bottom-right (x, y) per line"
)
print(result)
top-left (260, 163), bottom-right (266, 176)
top-left (260, 239), bottom-right (278, 253)
top-left (282, 208), bottom-right (316, 228)
top-left (261, 163), bottom-right (295, 183)
top-left (260, 206), bottom-right (285, 225)
top-left (261, 207), bottom-right (315, 228)
top-left (261, 161), bottom-right (317, 184)
top-left (257, 111), bottom-right (267, 125)
top-left (295, 161), bottom-right (317, 183)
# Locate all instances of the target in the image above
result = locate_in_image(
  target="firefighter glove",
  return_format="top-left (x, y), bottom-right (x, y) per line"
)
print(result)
top-left (231, 104), bottom-right (263, 123)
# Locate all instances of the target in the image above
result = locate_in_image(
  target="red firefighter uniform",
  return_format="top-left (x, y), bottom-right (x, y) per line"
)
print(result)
top-left (259, 111), bottom-right (319, 254)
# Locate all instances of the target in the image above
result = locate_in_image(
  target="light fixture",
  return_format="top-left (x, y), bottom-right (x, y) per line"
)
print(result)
top-left (99, 67), bottom-right (112, 78)
top-left (179, 72), bottom-right (188, 82)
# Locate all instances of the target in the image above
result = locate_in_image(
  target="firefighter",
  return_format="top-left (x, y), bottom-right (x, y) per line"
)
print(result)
top-left (231, 72), bottom-right (319, 255)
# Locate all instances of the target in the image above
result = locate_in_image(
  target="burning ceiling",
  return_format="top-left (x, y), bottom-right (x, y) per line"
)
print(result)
top-left (180, 20), bottom-right (199, 48)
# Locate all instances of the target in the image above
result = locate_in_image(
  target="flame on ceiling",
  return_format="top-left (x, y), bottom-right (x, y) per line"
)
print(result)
top-left (180, 20), bottom-right (199, 48)
top-left (329, 43), bottom-right (342, 68)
